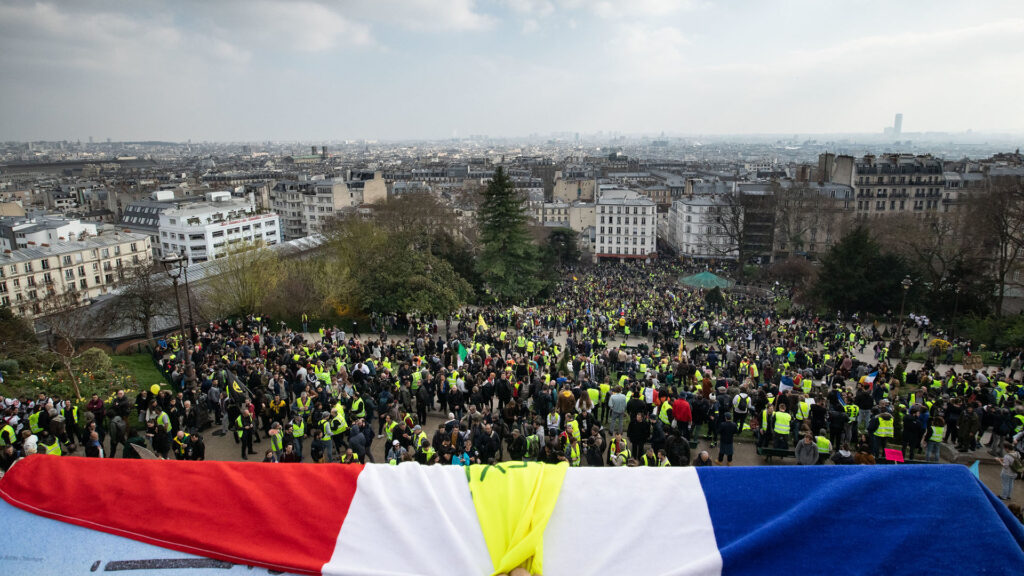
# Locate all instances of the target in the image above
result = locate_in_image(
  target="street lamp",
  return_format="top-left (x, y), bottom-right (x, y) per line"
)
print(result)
top-left (897, 276), bottom-right (912, 357)
top-left (951, 284), bottom-right (961, 341)
top-left (161, 253), bottom-right (196, 390)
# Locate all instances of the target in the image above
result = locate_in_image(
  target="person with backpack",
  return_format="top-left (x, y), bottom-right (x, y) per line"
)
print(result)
top-left (996, 441), bottom-right (1021, 501)
top-left (733, 387), bottom-right (750, 433)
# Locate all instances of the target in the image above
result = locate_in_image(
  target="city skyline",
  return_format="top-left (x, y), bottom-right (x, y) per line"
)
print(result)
top-left (2, 0), bottom-right (1024, 142)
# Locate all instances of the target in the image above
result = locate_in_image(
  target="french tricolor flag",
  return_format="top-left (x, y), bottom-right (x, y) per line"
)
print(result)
top-left (1, 456), bottom-right (1022, 575)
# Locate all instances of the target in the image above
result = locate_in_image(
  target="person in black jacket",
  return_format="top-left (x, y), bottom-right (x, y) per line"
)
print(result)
top-left (627, 412), bottom-right (651, 456)
top-left (902, 407), bottom-right (924, 460)
top-left (508, 428), bottom-right (527, 460)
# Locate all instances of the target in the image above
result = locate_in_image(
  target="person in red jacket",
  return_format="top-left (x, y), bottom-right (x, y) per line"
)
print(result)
top-left (673, 396), bottom-right (692, 439)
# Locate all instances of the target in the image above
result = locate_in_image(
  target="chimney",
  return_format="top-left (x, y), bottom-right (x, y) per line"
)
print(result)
top-left (321, 146), bottom-right (327, 158)
top-left (311, 146), bottom-right (317, 156)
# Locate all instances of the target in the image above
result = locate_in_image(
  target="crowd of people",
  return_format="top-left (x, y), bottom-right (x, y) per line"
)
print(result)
top-left (1, 259), bottom-right (1023, 509)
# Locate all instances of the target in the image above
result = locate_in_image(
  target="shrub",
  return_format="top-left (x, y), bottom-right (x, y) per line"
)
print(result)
top-left (0, 358), bottom-right (19, 377)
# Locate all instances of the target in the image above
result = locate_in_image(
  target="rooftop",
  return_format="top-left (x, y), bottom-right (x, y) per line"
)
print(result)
top-left (0, 231), bottom-right (148, 263)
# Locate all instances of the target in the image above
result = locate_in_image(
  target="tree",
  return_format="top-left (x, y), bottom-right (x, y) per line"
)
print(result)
top-left (881, 212), bottom-right (993, 320)
top-left (544, 228), bottom-right (581, 268)
top-left (325, 213), bottom-right (473, 317)
top-left (768, 256), bottom-right (817, 289)
top-left (0, 305), bottom-right (38, 360)
top-left (116, 262), bottom-right (174, 341)
top-left (811, 226), bottom-right (912, 315)
top-left (773, 181), bottom-right (850, 260)
top-left (477, 167), bottom-right (544, 303)
top-left (37, 290), bottom-right (95, 399)
top-left (207, 241), bottom-right (282, 317)
top-left (967, 179), bottom-right (1024, 317)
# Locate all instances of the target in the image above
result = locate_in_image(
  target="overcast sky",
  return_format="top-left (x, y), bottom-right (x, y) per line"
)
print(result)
top-left (1, 0), bottom-right (1022, 142)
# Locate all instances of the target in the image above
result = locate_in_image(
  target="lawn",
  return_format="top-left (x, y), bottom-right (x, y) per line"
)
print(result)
top-left (110, 353), bottom-right (167, 391)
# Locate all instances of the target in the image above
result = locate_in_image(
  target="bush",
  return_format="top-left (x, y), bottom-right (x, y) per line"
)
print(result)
top-left (79, 348), bottom-right (113, 373)
top-left (0, 358), bottom-right (19, 377)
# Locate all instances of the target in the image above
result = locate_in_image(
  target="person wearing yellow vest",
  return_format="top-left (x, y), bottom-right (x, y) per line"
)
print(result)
top-left (237, 408), bottom-right (256, 460)
top-left (609, 432), bottom-right (630, 466)
top-left (657, 449), bottom-right (671, 466)
top-left (566, 438), bottom-right (582, 467)
top-left (28, 409), bottom-right (43, 435)
top-left (291, 414), bottom-right (306, 461)
top-left (268, 422), bottom-right (285, 461)
top-left (39, 432), bottom-right (62, 456)
top-left (640, 448), bottom-right (658, 467)
top-left (793, 397), bottom-right (810, 444)
top-left (925, 416), bottom-right (946, 463)
top-left (658, 398), bottom-right (672, 426)
top-left (566, 415), bottom-right (581, 444)
top-left (814, 432), bottom-right (832, 465)
top-left (294, 392), bottom-right (313, 423)
top-left (172, 430), bottom-right (191, 460)
top-left (870, 410), bottom-right (894, 459)
top-left (0, 422), bottom-right (16, 447)
top-left (773, 404), bottom-right (792, 449)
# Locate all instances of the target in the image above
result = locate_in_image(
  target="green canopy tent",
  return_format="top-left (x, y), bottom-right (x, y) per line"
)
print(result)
top-left (679, 271), bottom-right (733, 290)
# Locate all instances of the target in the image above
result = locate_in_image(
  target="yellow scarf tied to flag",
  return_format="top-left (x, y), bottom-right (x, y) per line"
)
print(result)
top-left (467, 462), bottom-right (568, 575)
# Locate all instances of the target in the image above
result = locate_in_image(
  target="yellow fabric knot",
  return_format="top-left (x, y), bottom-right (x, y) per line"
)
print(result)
top-left (467, 461), bottom-right (568, 576)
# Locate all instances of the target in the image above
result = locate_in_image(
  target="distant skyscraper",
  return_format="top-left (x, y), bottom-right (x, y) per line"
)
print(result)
top-left (894, 113), bottom-right (903, 138)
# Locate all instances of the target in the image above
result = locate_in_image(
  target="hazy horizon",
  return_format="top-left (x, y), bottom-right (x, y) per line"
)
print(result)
top-left (2, 0), bottom-right (1023, 142)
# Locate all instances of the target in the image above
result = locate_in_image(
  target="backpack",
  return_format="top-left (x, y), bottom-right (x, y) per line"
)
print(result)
top-left (1012, 452), bottom-right (1024, 475)
top-left (736, 395), bottom-right (749, 413)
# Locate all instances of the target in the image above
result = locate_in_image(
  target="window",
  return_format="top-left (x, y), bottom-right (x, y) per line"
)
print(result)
top-left (80, 279), bottom-right (88, 290)
top-left (24, 262), bottom-right (32, 273)
top-left (0, 282), bottom-right (6, 294)
top-left (64, 270), bottom-right (74, 280)
top-left (212, 230), bottom-right (224, 238)
top-left (105, 274), bottom-right (114, 284)
top-left (63, 255), bottom-right (72, 266)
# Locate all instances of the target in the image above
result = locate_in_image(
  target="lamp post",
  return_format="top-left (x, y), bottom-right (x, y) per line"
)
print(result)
top-left (161, 253), bottom-right (196, 390)
top-left (951, 284), bottom-right (961, 341)
top-left (898, 276), bottom-right (912, 357)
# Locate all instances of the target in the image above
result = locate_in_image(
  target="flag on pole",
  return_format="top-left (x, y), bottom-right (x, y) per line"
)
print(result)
top-left (457, 342), bottom-right (469, 367)
top-left (859, 371), bottom-right (878, 387)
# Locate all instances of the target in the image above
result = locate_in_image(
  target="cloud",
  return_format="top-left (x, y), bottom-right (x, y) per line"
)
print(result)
top-left (240, 1), bottom-right (373, 51)
top-left (360, 0), bottom-right (496, 32)
top-left (592, 0), bottom-right (704, 20)
top-left (609, 24), bottom-right (689, 75)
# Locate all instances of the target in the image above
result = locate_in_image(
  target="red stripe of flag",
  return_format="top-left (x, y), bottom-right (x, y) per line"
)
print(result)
top-left (0, 455), bottom-right (363, 575)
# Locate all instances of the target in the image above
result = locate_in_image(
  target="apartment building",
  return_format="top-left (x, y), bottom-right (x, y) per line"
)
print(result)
top-left (594, 189), bottom-right (657, 262)
top-left (270, 179), bottom-right (355, 240)
top-left (0, 231), bottom-right (152, 318)
top-left (158, 191), bottom-right (280, 264)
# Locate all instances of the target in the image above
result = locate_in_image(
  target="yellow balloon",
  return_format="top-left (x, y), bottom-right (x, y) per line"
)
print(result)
top-left (150, 384), bottom-right (161, 395)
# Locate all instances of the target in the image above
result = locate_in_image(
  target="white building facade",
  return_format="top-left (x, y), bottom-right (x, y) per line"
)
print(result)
top-left (594, 189), bottom-right (657, 262)
top-left (664, 194), bottom-right (740, 260)
top-left (158, 192), bottom-right (281, 264)
top-left (0, 232), bottom-right (152, 318)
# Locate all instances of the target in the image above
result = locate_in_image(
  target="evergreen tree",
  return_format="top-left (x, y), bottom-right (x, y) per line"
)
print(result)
top-left (811, 226), bottom-right (911, 315)
top-left (476, 167), bottom-right (544, 302)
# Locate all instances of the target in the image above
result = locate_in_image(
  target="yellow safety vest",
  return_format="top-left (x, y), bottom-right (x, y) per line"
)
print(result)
top-left (875, 417), bottom-right (894, 438)
top-left (774, 412), bottom-right (792, 435)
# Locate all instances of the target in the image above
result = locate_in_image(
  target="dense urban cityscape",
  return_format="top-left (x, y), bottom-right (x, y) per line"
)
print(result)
top-left (2, 1), bottom-right (1024, 574)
